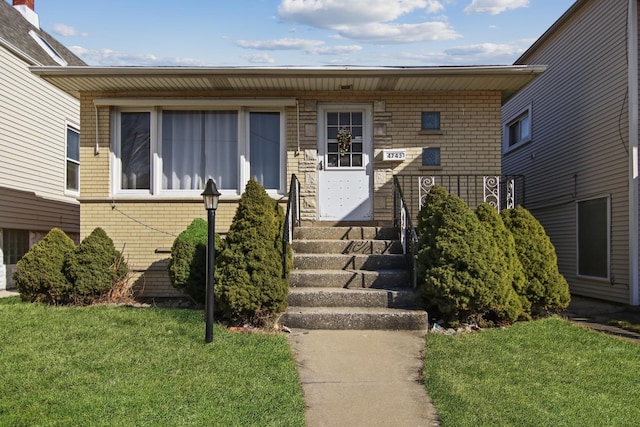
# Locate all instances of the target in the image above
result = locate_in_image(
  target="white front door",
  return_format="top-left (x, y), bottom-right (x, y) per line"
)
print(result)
top-left (318, 105), bottom-right (373, 221)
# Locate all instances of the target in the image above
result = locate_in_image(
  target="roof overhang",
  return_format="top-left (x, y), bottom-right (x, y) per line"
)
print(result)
top-left (30, 65), bottom-right (547, 103)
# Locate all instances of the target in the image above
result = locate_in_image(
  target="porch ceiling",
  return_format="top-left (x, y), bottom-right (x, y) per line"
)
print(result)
top-left (30, 65), bottom-right (546, 103)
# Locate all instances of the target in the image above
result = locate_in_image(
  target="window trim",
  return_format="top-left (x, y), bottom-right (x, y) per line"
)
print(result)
top-left (111, 103), bottom-right (287, 198)
top-left (65, 121), bottom-right (80, 196)
top-left (503, 104), bottom-right (532, 153)
top-left (576, 195), bottom-right (611, 282)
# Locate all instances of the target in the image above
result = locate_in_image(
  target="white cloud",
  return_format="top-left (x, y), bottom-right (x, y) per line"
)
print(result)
top-left (278, 0), bottom-right (430, 26)
top-left (243, 53), bottom-right (276, 64)
top-left (236, 38), bottom-right (362, 56)
top-left (425, 0), bottom-right (445, 13)
top-left (390, 41), bottom-right (528, 65)
top-left (464, 0), bottom-right (529, 15)
top-left (444, 42), bottom-right (523, 58)
top-left (69, 46), bottom-right (205, 66)
top-left (335, 21), bottom-right (460, 43)
top-left (276, 0), bottom-right (454, 43)
top-left (52, 24), bottom-right (87, 37)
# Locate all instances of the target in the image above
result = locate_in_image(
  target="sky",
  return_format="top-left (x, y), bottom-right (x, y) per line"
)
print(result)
top-left (21, 0), bottom-right (576, 67)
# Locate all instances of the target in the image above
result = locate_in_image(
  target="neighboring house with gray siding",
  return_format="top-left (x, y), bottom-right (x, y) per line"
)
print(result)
top-left (502, 0), bottom-right (640, 305)
top-left (0, 0), bottom-right (86, 290)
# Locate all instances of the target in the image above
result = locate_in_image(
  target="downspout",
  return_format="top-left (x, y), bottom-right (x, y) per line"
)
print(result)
top-left (95, 104), bottom-right (100, 155)
top-left (628, 0), bottom-right (639, 305)
top-left (296, 99), bottom-right (301, 153)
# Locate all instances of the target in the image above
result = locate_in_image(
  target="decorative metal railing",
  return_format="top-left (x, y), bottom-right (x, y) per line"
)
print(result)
top-left (395, 174), bottom-right (525, 219)
top-left (393, 175), bottom-right (419, 289)
top-left (282, 174), bottom-right (300, 278)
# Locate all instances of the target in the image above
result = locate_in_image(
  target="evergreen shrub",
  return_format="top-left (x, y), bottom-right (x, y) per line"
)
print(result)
top-left (476, 203), bottom-right (531, 317)
top-left (168, 218), bottom-right (221, 304)
top-left (416, 186), bottom-right (523, 324)
top-left (215, 178), bottom-right (289, 325)
top-left (14, 228), bottom-right (76, 304)
top-left (64, 227), bottom-right (128, 303)
top-left (501, 206), bottom-right (571, 312)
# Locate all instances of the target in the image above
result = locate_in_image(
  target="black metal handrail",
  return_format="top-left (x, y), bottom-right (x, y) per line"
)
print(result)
top-left (393, 175), bottom-right (419, 289)
top-left (282, 174), bottom-right (300, 278)
top-left (394, 174), bottom-right (525, 220)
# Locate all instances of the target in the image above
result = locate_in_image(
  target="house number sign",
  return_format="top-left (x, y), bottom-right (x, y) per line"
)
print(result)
top-left (382, 149), bottom-right (406, 161)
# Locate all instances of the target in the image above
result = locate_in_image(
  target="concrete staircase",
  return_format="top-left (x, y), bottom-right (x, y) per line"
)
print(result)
top-left (279, 223), bottom-right (428, 330)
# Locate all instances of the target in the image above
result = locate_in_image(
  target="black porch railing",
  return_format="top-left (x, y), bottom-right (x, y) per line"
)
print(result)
top-left (392, 175), bottom-right (419, 289)
top-left (393, 174), bottom-right (525, 222)
top-left (282, 174), bottom-right (300, 278)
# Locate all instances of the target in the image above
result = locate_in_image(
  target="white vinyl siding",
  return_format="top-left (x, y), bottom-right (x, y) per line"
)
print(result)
top-left (0, 45), bottom-right (80, 203)
top-left (502, 0), bottom-right (629, 303)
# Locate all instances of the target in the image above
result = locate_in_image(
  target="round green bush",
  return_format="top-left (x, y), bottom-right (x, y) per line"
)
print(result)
top-left (14, 228), bottom-right (76, 304)
top-left (64, 227), bottom-right (128, 303)
top-left (168, 218), bottom-right (221, 304)
top-left (476, 203), bottom-right (531, 317)
top-left (416, 186), bottom-right (523, 324)
top-left (501, 206), bottom-right (571, 313)
top-left (214, 178), bottom-right (289, 324)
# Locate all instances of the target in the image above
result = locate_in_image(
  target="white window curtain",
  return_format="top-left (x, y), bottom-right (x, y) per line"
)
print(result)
top-left (162, 111), bottom-right (238, 191)
top-left (250, 112), bottom-right (280, 189)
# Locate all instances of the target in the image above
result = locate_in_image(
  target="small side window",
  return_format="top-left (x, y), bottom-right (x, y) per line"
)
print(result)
top-left (66, 125), bottom-right (80, 193)
top-left (504, 106), bottom-right (531, 151)
top-left (422, 147), bottom-right (441, 167)
top-left (1, 229), bottom-right (29, 265)
top-left (577, 196), bottom-right (610, 280)
top-left (421, 112), bottom-right (440, 131)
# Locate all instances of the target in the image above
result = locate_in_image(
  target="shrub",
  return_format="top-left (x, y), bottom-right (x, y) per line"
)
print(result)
top-left (215, 179), bottom-right (289, 325)
top-left (168, 218), bottom-right (221, 304)
top-left (64, 227), bottom-right (128, 304)
top-left (14, 228), bottom-right (76, 304)
top-left (476, 203), bottom-right (531, 317)
top-left (416, 186), bottom-right (523, 324)
top-left (501, 206), bottom-right (571, 312)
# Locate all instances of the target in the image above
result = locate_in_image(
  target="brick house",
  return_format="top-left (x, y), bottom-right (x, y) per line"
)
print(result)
top-left (31, 66), bottom-right (544, 297)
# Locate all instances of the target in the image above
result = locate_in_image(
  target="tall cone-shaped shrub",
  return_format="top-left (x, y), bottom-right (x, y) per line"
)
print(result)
top-left (215, 179), bottom-right (288, 324)
top-left (476, 203), bottom-right (531, 317)
top-left (14, 228), bottom-right (75, 304)
top-left (64, 227), bottom-right (128, 303)
top-left (501, 206), bottom-right (570, 312)
top-left (416, 186), bottom-right (523, 323)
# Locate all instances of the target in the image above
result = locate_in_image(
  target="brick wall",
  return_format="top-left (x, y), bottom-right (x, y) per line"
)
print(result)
top-left (78, 90), bottom-right (502, 296)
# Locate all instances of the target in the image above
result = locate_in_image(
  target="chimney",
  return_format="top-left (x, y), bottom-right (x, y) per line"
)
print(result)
top-left (13, 0), bottom-right (34, 10)
top-left (13, 0), bottom-right (39, 28)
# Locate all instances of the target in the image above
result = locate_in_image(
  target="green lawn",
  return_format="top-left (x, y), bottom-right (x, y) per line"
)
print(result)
top-left (424, 317), bottom-right (640, 427)
top-left (0, 297), bottom-right (305, 427)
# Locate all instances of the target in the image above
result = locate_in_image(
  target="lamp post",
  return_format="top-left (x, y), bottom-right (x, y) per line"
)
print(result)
top-left (201, 178), bottom-right (220, 343)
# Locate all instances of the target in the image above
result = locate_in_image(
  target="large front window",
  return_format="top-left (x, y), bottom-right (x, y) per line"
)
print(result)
top-left (113, 106), bottom-right (284, 195)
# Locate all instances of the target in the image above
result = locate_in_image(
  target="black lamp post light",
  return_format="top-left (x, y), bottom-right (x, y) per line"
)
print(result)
top-left (201, 178), bottom-right (220, 343)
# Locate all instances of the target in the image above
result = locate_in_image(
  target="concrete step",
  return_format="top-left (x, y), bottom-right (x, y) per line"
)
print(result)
top-left (292, 239), bottom-right (403, 255)
top-left (290, 269), bottom-right (411, 289)
top-left (279, 306), bottom-right (428, 330)
top-left (287, 287), bottom-right (420, 309)
top-left (294, 226), bottom-right (398, 241)
top-left (294, 253), bottom-right (408, 270)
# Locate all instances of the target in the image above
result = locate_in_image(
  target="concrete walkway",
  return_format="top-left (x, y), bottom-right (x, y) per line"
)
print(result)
top-left (288, 329), bottom-right (440, 427)
top-left (0, 290), bottom-right (18, 299)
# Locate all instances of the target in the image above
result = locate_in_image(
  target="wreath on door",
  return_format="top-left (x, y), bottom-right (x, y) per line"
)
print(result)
top-left (337, 128), bottom-right (352, 155)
